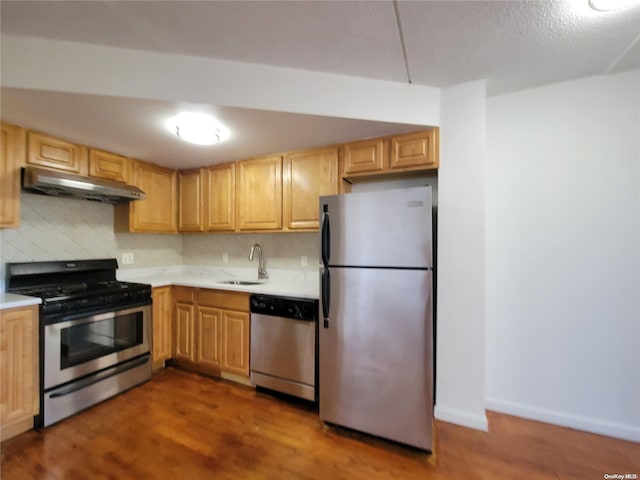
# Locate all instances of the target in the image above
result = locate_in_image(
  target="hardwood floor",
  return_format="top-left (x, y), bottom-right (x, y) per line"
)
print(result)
top-left (2, 368), bottom-right (638, 479)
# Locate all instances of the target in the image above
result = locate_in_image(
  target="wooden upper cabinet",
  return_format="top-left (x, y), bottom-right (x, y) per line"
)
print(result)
top-left (283, 147), bottom-right (338, 231)
top-left (1, 123), bottom-right (26, 229)
top-left (26, 131), bottom-right (88, 175)
top-left (114, 160), bottom-right (177, 233)
top-left (236, 156), bottom-right (282, 231)
top-left (204, 163), bottom-right (235, 232)
top-left (341, 129), bottom-right (439, 181)
top-left (390, 129), bottom-right (439, 170)
top-left (178, 168), bottom-right (204, 232)
top-left (342, 138), bottom-right (388, 175)
top-left (88, 149), bottom-right (132, 183)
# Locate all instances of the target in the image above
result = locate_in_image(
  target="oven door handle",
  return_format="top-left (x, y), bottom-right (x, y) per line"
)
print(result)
top-left (48, 355), bottom-right (150, 399)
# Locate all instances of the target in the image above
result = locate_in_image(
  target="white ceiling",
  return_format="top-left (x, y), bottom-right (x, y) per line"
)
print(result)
top-left (1, 0), bottom-right (639, 169)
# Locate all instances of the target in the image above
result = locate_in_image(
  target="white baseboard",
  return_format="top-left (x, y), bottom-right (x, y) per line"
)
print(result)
top-left (434, 404), bottom-right (488, 431)
top-left (486, 397), bottom-right (640, 443)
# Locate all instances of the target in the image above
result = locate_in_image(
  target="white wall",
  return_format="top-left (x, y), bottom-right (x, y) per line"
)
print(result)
top-left (1, 34), bottom-right (440, 125)
top-left (435, 80), bottom-right (488, 430)
top-left (485, 69), bottom-right (640, 442)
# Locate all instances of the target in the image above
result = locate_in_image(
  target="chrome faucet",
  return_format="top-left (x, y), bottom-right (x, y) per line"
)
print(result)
top-left (249, 243), bottom-right (268, 280)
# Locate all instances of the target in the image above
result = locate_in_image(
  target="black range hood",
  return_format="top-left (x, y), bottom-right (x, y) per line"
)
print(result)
top-left (22, 166), bottom-right (146, 204)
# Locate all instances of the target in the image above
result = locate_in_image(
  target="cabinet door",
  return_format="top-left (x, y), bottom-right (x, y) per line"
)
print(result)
top-left (283, 147), bottom-right (338, 231)
top-left (342, 138), bottom-right (387, 175)
top-left (0, 123), bottom-right (25, 229)
top-left (222, 310), bottom-right (250, 377)
top-left (178, 168), bottom-right (204, 232)
top-left (89, 149), bottom-right (131, 183)
top-left (174, 302), bottom-right (195, 362)
top-left (390, 129), bottom-right (439, 170)
top-left (27, 131), bottom-right (88, 175)
top-left (196, 306), bottom-right (223, 370)
top-left (236, 156), bottom-right (282, 231)
top-left (204, 163), bottom-right (235, 232)
top-left (129, 161), bottom-right (178, 233)
top-left (152, 286), bottom-right (173, 365)
top-left (0, 306), bottom-right (38, 441)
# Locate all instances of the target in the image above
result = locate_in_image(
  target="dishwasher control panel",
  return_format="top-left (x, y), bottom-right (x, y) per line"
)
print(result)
top-left (249, 294), bottom-right (317, 321)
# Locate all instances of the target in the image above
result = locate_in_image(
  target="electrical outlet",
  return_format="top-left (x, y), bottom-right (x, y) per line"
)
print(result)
top-left (300, 255), bottom-right (308, 267)
top-left (122, 253), bottom-right (134, 265)
top-left (222, 253), bottom-right (229, 264)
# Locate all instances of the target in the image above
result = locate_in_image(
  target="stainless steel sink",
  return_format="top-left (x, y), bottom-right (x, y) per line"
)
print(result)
top-left (218, 280), bottom-right (263, 285)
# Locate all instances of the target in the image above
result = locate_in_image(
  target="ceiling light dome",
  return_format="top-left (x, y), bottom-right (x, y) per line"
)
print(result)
top-left (588, 0), bottom-right (640, 10)
top-left (166, 112), bottom-right (230, 145)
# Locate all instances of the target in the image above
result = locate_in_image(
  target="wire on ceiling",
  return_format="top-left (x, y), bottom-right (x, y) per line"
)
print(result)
top-left (393, 0), bottom-right (413, 84)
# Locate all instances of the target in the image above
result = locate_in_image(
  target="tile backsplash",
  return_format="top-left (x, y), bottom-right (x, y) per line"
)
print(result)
top-left (0, 193), bottom-right (183, 272)
top-left (182, 231), bottom-right (319, 271)
top-left (1, 192), bottom-right (319, 288)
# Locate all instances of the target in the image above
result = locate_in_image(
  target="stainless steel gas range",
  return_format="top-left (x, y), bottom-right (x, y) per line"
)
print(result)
top-left (6, 258), bottom-right (152, 428)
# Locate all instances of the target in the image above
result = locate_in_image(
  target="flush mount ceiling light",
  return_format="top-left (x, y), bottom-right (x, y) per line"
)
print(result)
top-left (165, 112), bottom-right (230, 146)
top-left (589, 0), bottom-right (640, 10)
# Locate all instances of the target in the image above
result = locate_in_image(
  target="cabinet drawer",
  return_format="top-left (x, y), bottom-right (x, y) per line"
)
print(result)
top-left (197, 289), bottom-right (249, 311)
top-left (174, 286), bottom-right (195, 304)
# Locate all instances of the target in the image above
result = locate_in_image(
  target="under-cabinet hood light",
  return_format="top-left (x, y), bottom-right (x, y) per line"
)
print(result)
top-left (165, 112), bottom-right (230, 146)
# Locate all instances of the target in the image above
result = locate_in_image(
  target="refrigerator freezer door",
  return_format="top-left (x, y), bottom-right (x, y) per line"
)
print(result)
top-left (320, 186), bottom-right (432, 268)
top-left (319, 267), bottom-right (433, 450)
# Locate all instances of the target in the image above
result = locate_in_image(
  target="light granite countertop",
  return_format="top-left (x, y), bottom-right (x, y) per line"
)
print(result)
top-left (0, 293), bottom-right (42, 310)
top-left (0, 266), bottom-right (318, 310)
top-left (117, 265), bottom-right (320, 299)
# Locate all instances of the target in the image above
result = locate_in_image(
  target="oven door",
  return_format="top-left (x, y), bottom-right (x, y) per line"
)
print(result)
top-left (43, 304), bottom-right (151, 390)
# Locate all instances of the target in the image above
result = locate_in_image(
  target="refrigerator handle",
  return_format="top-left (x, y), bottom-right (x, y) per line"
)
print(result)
top-left (321, 204), bottom-right (330, 266)
top-left (321, 268), bottom-right (330, 328)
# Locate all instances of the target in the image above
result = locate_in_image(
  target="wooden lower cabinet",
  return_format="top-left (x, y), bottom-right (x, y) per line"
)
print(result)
top-left (221, 310), bottom-right (250, 377)
top-left (196, 306), bottom-right (223, 370)
top-left (170, 287), bottom-right (250, 379)
top-left (0, 305), bottom-right (39, 441)
top-left (173, 302), bottom-right (196, 363)
top-left (151, 286), bottom-right (173, 369)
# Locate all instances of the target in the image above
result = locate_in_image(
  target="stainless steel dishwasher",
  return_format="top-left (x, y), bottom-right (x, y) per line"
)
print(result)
top-left (250, 294), bottom-right (318, 401)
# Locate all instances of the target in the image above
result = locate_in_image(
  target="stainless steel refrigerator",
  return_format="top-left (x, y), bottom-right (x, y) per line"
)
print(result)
top-left (319, 185), bottom-right (433, 451)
